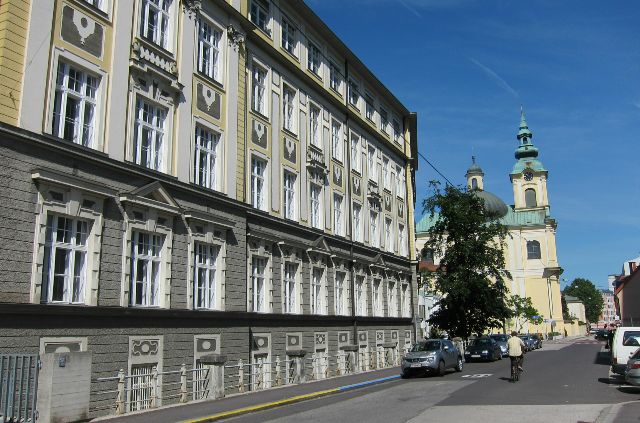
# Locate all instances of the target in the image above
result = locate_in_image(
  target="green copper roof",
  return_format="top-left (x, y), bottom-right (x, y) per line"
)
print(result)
top-left (512, 107), bottom-right (546, 175)
top-left (415, 212), bottom-right (440, 234)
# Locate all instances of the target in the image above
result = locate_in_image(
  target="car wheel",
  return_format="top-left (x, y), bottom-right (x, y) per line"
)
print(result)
top-left (401, 371), bottom-right (409, 379)
top-left (437, 360), bottom-right (445, 376)
top-left (455, 356), bottom-right (463, 372)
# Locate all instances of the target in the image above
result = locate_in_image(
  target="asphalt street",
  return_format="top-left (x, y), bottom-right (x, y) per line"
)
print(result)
top-left (217, 340), bottom-right (640, 423)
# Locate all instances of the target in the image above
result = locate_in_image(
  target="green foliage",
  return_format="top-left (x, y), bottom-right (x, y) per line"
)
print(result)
top-left (423, 182), bottom-right (512, 339)
top-left (561, 295), bottom-right (570, 320)
top-left (564, 278), bottom-right (604, 323)
top-left (510, 295), bottom-right (543, 330)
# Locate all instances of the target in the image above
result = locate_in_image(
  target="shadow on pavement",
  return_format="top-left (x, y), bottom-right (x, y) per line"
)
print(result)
top-left (598, 377), bottom-right (622, 385)
top-left (594, 350), bottom-right (611, 365)
top-left (498, 377), bottom-right (512, 382)
top-left (618, 386), bottom-right (640, 395)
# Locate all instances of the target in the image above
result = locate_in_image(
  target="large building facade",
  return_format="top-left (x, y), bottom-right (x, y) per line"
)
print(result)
top-left (416, 111), bottom-right (564, 337)
top-left (0, 0), bottom-right (418, 417)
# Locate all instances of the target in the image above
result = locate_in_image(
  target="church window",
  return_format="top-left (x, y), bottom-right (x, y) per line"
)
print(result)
top-left (527, 240), bottom-right (541, 260)
top-left (525, 188), bottom-right (537, 208)
top-left (471, 178), bottom-right (478, 190)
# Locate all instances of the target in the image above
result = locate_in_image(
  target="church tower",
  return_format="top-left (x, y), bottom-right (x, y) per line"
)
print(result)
top-left (510, 108), bottom-right (549, 210)
top-left (466, 156), bottom-right (484, 190)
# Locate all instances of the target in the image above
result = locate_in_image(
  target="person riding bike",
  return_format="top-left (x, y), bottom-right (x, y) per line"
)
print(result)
top-left (507, 331), bottom-right (526, 372)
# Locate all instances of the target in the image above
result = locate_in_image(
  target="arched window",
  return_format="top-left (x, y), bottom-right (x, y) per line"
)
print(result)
top-left (525, 188), bottom-right (537, 207)
top-left (471, 178), bottom-right (478, 189)
top-left (527, 240), bottom-right (541, 259)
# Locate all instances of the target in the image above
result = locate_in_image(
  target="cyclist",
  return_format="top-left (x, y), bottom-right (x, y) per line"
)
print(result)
top-left (507, 331), bottom-right (526, 373)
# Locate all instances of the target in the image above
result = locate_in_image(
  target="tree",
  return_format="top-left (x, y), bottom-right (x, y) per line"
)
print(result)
top-left (563, 278), bottom-right (604, 323)
top-left (422, 182), bottom-right (512, 339)
top-left (510, 295), bottom-right (543, 332)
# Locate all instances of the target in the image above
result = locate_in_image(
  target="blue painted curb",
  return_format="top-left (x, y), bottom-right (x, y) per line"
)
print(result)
top-left (337, 375), bottom-right (401, 392)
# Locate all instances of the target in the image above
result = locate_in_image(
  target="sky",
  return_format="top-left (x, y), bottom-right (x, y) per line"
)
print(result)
top-left (306, 0), bottom-right (640, 289)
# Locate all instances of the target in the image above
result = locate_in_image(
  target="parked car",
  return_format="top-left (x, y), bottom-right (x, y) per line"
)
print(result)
top-left (519, 335), bottom-right (536, 352)
top-left (530, 334), bottom-right (543, 349)
top-left (489, 334), bottom-right (510, 357)
top-left (401, 339), bottom-right (463, 377)
top-left (595, 329), bottom-right (608, 341)
top-left (624, 347), bottom-right (640, 386)
top-left (464, 337), bottom-right (502, 362)
top-left (611, 327), bottom-right (640, 375)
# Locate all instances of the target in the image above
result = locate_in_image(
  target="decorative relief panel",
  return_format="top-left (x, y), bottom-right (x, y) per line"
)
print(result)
top-left (131, 339), bottom-right (160, 357)
top-left (332, 163), bottom-right (343, 187)
top-left (358, 331), bottom-right (368, 345)
top-left (338, 332), bottom-right (350, 345)
top-left (251, 119), bottom-right (268, 149)
top-left (352, 175), bottom-right (362, 197)
top-left (253, 334), bottom-right (270, 352)
top-left (132, 41), bottom-right (178, 75)
top-left (306, 146), bottom-right (327, 176)
top-left (376, 330), bottom-right (384, 346)
top-left (195, 337), bottom-right (218, 354)
top-left (314, 332), bottom-right (328, 349)
top-left (398, 201), bottom-right (405, 218)
top-left (196, 83), bottom-right (221, 120)
top-left (287, 333), bottom-right (302, 349)
top-left (391, 331), bottom-right (398, 341)
top-left (283, 137), bottom-right (297, 164)
top-left (61, 6), bottom-right (104, 58)
top-left (384, 193), bottom-right (392, 212)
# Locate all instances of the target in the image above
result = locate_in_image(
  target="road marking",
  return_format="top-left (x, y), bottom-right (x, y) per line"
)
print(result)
top-left (461, 373), bottom-right (492, 378)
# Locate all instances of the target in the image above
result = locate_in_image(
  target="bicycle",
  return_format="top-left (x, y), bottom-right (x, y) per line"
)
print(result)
top-left (510, 355), bottom-right (522, 382)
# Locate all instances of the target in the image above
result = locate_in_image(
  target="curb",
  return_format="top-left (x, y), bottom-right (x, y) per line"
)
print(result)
top-left (595, 400), bottom-right (640, 423)
top-left (184, 374), bottom-right (401, 422)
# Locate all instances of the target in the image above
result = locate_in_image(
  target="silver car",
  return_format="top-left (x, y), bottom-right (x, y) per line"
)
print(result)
top-left (401, 339), bottom-right (463, 377)
top-left (490, 334), bottom-right (510, 357)
top-left (624, 345), bottom-right (640, 386)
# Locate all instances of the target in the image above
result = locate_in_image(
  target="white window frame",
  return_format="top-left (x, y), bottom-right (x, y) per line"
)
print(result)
top-left (283, 261), bottom-right (298, 314)
top-left (139, 0), bottom-right (173, 51)
top-left (380, 107), bottom-right (388, 134)
top-left (383, 157), bottom-right (390, 190)
top-left (193, 242), bottom-right (220, 310)
top-left (282, 83), bottom-right (297, 133)
top-left (307, 40), bottom-right (321, 77)
top-left (331, 119), bottom-right (342, 161)
top-left (365, 94), bottom-right (374, 121)
top-left (309, 103), bottom-right (321, 148)
top-left (281, 15), bottom-right (297, 57)
top-left (352, 203), bottom-right (362, 242)
top-left (372, 279), bottom-right (382, 317)
top-left (350, 133), bottom-right (361, 172)
top-left (392, 118), bottom-right (401, 144)
top-left (348, 78), bottom-right (359, 108)
top-left (251, 155), bottom-right (268, 211)
top-left (329, 60), bottom-right (342, 95)
top-left (42, 215), bottom-right (89, 304)
top-left (251, 62), bottom-right (269, 117)
top-left (333, 193), bottom-right (343, 236)
top-left (133, 96), bottom-right (167, 172)
top-left (82, 0), bottom-right (107, 12)
top-left (130, 230), bottom-right (163, 307)
top-left (355, 275), bottom-right (367, 316)
top-left (51, 60), bottom-right (101, 148)
top-left (387, 281), bottom-right (397, 317)
top-left (196, 16), bottom-right (224, 84)
top-left (252, 256), bottom-right (268, 312)
top-left (398, 224), bottom-right (407, 257)
top-left (368, 146), bottom-right (377, 182)
top-left (370, 210), bottom-right (379, 249)
top-left (194, 124), bottom-right (222, 191)
top-left (311, 267), bottom-right (326, 315)
top-left (401, 283), bottom-right (410, 317)
top-left (310, 182), bottom-right (323, 230)
top-left (398, 166), bottom-right (406, 199)
top-left (249, 0), bottom-right (271, 35)
top-left (335, 271), bottom-right (347, 316)
top-left (283, 170), bottom-right (297, 221)
top-left (384, 217), bottom-right (393, 252)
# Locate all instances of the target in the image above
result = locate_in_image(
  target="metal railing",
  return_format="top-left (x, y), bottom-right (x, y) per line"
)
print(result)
top-left (0, 354), bottom-right (39, 423)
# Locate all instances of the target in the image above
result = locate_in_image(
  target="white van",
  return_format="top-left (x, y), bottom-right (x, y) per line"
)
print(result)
top-left (611, 327), bottom-right (640, 375)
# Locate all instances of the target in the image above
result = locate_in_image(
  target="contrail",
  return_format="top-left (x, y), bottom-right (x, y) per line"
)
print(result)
top-left (396, 0), bottom-right (423, 18)
top-left (469, 57), bottom-right (519, 99)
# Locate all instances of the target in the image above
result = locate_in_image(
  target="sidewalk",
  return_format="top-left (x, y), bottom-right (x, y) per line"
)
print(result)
top-left (95, 366), bottom-right (401, 423)
top-left (597, 401), bottom-right (640, 423)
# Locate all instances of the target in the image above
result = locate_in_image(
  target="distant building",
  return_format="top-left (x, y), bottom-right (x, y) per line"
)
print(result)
top-left (596, 289), bottom-right (619, 328)
top-left (564, 295), bottom-right (587, 336)
top-left (416, 110), bottom-right (565, 336)
top-left (614, 268), bottom-right (640, 326)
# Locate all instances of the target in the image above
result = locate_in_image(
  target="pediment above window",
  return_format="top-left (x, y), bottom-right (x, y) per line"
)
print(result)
top-left (130, 44), bottom-right (182, 94)
top-left (120, 181), bottom-right (181, 215)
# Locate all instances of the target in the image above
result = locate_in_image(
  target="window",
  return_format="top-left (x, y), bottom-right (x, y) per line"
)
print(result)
top-left (310, 183), bottom-right (322, 229)
top-left (397, 165), bottom-right (405, 198)
top-left (282, 85), bottom-right (296, 133)
top-left (525, 188), bottom-right (537, 208)
top-left (197, 18), bottom-right (222, 82)
top-left (251, 157), bottom-right (267, 211)
top-left (388, 281), bottom-right (397, 317)
top-left (281, 17), bottom-right (296, 55)
top-left (311, 267), bottom-right (325, 314)
top-left (401, 284), bottom-right (410, 317)
top-left (398, 224), bottom-right (406, 256)
top-left (471, 178), bottom-right (478, 190)
top-left (140, 0), bottom-right (172, 50)
top-left (307, 42), bottom-right (321, 76)
top-left (133, 98), bottom-right (166, 171)
top-left (250, 0), bottom-right (269, 33)
top-left (252, 65), bottom-right (268, 116)
top-left (82, 0), bottom-right (105, 11)
top-left (370, 210), bottom-right (379, 248)
top-left (283, 171), bottom-right (296, 220)
top-left (283, 262), bottom-right (297, 313)
top-left (393, 118), bottom-right (401, 143)
top-left (309, 104), bottom-right (321, 147)
top-left (194, 125), bottom-right (220, 190)
top-left (353, 203), bottom-right (362, 242)
top-left (355, 275), bottom-right (366, 316)
top-left (252, 257), bottom-right (267, 312)
top-left (380, 108), bottom-right (388, 133)
top-left (527, 240), bottom-right (541, 260)
top-left (335, 272), bottom-right (346, 315)
top-left (130, 231), bottom-right (163, 307)
top-left (52, 62), bottom-right (100, 148)
top-left (42, 215), bottom-right (88, 304)
top-left (384, 217), bottom-right (392, 252)
top-left (194, 243), bottom-right (219, 310)
top-left (365, 95), bottom-right (374, 121)
top-left (383, 158), bottom-right (390, 190)
top-left (372, 279), bottom-right (382, 316)
top-left (329, 61), bottom-right (341, 94)
top-left (331, 120), bottom-right (342, 161)
top-left (333, 194), bottom-right (343, 236)
top-left (351, 133), bottom-right (361, 172)
top-left (368, 146), bottom-right (377, 181)
top-left (348, 79), bottom-right (359, 107)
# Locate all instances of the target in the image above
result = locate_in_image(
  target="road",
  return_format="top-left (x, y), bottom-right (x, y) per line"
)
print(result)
top-left (218, 340), bottom-right (639, 423)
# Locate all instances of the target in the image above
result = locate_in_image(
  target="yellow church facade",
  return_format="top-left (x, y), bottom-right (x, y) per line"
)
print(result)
top-left (416, 111), bottom-right (565, 337)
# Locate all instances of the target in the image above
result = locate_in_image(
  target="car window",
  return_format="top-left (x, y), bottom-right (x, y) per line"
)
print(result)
top-left (473, 339), bottom-right (491, 346)
top-left (490, 335), bottom-right (507, 342)
top-left (623, 331), bottom-right (640, 344)
top-left (623, 336), bottom-right (640, 347)
top-left (411, 341), bottom-right (441, 352)
top-left (443, 340), bottom-right (454, 349)
top-left (631, 349), bottom-right (640, 359)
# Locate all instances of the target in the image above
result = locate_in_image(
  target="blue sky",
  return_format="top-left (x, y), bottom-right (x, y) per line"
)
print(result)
top-left (307, 0), bottom-right (640, 289)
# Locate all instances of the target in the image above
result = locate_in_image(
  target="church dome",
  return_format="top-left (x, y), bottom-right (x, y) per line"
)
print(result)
top-left (465, 156), bottom-right (484, 177)
top-left (473, 190), bottom-right (509, 218)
